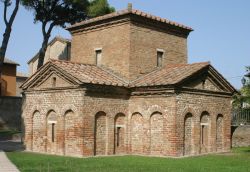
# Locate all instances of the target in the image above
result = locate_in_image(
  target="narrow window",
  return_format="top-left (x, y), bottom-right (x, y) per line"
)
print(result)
top-left (157, 51), bottom-right (164, 67)
top-left (52, 123), bottom-right (55, 142)
top-left (116, 127), bottom-right (121, 147)
top-left (201, 125), bottom-right (204, 144)
top-left (95, 49), bottom-right (102, 66)
top-left (52, 77), bottom-right (56, 87)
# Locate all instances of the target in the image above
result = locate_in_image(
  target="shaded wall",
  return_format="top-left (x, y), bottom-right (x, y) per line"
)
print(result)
top-left (0, 96), bottom-right (22, 131)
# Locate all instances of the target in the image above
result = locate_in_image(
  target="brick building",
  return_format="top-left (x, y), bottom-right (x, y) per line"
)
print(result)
top-left (21, 6), bottom-right (236, 157)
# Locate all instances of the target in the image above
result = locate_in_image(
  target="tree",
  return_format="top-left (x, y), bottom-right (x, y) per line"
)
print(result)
top-left (0, 0), bottom-right (20, 83)
top-left (233, 66), bottom-right (250, 109)
top-left (22, 0), bottom-right (115, 70)
top-left (22, 0), bottom-right (90, 69)
top-left (87, 0), bottom-right (115, 18)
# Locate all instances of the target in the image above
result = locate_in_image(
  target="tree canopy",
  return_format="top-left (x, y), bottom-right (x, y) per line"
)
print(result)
top-left (21, 0), bottom-right (115, 69)
top-left (88, 0), bottom-right (115, 18)
top-left (233, 66), bottom-right (250, 109)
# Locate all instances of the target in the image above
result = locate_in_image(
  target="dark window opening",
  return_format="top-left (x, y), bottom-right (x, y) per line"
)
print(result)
top-left (96, 49), bottom-right (102, 66)
top-left (52, 123), bottom-right (55, 142)
top-left (116, 127), bottom-right (121, 147)
top-left (157, 51), bottom-right (163, 67)
top-left (52, 77), bottom-right (56, 87)
top-left (201, 125), bottom-right (204, 144)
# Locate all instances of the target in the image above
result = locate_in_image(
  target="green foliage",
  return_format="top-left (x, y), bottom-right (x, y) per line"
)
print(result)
top-left (88, 0), bottom-right (115, 18)
top-left (21, 0), bottom-right (90, 27)
top-left (7, 147), bottom-right (250, 172)
top-left (233, 66), bottom-right (250, 109)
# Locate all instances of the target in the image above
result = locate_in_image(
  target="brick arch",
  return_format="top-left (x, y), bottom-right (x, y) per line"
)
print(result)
top-left (131, 112), bottom-right (144, 154)
top-left (94, 111), bottom-right (107, 155)
top-left (200, 111), bottom-right (210, 154)
top-left (61, 105), bottom-right (78, 117)
top-left (114, 113), bottom-right (126, 155)
top-left (150, 112), bottom-right (163, 155)
top-left (32, 110), bottom-right (42, 152)
top-left (64, 110), bottom-right (78, 156)
top-left (216, 114), bottom-right (224, 152)
top-left (183, 112), bottom-right (193, 155)
top-left (46, 110), bottom-right (57, 154)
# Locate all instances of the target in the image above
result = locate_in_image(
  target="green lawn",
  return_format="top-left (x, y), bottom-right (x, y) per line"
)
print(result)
top-left (6, 147), bottom-right (250, 172)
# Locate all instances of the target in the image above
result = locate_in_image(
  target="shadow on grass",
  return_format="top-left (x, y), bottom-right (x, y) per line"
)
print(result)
top-left (0, 140), bottom-right (24, 152)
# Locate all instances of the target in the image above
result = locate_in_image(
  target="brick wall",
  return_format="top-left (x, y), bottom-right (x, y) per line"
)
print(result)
top-left (130, 23), bottom-right (187, 79)
top-left (70, 18), bottom-right (187, 80)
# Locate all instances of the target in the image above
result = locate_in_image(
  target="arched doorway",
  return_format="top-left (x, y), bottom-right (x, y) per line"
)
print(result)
top-left (150, 112), bottom-right (163, 155)
top-left (131, 113), bottom-right (144, 154)
top-left (216, 114), bottom-right (223, 151)
top-left (32, 111), bottom-right (41, 152)
top-left (184, 113), bottom-right (193, 155)
top-left (64, 110), bottom-right (77, 156)
top-left (94, 112), bottom-right (107, 155)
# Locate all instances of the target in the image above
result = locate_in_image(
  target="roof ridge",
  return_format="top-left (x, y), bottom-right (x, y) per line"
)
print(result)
top-left (50, 59), bottom-right (97, 66)
top-left (67, 8), bottom-right (193, 31)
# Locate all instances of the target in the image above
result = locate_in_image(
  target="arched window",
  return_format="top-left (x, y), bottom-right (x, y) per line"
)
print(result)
top-left (114, 113), bottom-right (126, 155)
top-left (46, 111), bottom-right (57, 154)
top-left (200, 111), bottom-right (210, 153)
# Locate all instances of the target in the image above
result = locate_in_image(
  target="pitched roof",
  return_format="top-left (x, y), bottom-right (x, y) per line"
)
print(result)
top-left (22, 59), bottom-right (236, 94)
top-left (4, 58), bottom-right (19, 66)
top-left (27, 36), bottom-right (71, 64)
top-left (130, 62), bottom-right (210, 87)
top-left (50, 60), bottom-right (128, 87)
top-left (67, 8), bottom-right (193, 32)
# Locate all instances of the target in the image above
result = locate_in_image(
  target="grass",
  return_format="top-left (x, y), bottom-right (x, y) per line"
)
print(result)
top-left (6, 147), bottom-right (250, 172)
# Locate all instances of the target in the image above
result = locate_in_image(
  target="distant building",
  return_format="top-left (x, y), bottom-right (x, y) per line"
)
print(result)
top-left (27, 36), bottom-right (71, 75)
top-left (0, 58), bottom-right (19, 96)
top-left (16, 72), bottom-right (28, 96)
top-left (21, 5), bottom-right (236, 157)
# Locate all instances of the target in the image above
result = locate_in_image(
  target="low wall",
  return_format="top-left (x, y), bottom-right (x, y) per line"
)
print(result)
top-left (232, 125), bottom-right (250, 147)
top-left (0, 96), bottom-right (22, 131)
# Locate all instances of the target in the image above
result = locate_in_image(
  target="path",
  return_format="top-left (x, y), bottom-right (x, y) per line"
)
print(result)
top-left (0, 151), bottom-right (20, 172)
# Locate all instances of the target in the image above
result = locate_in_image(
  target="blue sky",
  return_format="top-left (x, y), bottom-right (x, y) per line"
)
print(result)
top-left (0, 0), bottom-right (249, 89)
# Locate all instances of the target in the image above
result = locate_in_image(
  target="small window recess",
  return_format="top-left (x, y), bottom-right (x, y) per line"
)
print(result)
top-left (52, 77), bottom-right (56, 87)
top-left (52, 123), bottom-right (55, 142)
top-left (95, 48), bottom-right (102, 66)
top-left (157, 49), bottom-right (164, 67)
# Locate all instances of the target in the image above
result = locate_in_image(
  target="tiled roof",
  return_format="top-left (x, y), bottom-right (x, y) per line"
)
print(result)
top-left (68, 8), bottom-right (193, 31)
top-left (130, 62), bottom-right (210, 87)
top-left (50, 60), bottom-right (128, 87)
top-left (50, 60), bottom-right (209, 87)
top-left (4, 58), bottom-right (19, 65)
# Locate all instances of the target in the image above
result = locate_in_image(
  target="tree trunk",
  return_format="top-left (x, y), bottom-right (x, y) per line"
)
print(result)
top-left (0, 25), bottom-right (12, 74)
top-left (37, 37), bottom-right (50, 69)
top-left (0, 0), bottom-right (19, 95)
top-left (37, 22), bottom-right (55, 70)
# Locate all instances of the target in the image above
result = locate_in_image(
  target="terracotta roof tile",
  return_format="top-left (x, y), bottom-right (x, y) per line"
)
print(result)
top-left (68, 8), bottom-right (193, 31)
top-left (50, 59), bottom-right (128, 87)
top-left (49, 60), bottom-right (209, 88)
top-left (130, 62), bottom-right (210, 87)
